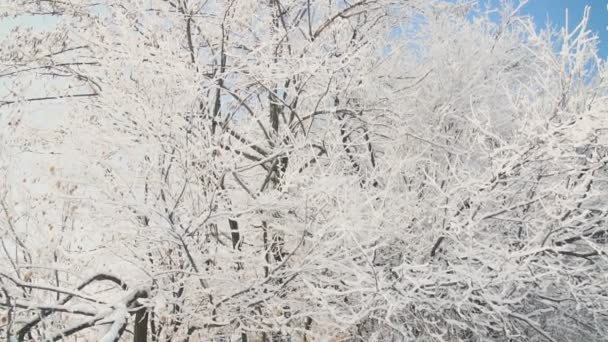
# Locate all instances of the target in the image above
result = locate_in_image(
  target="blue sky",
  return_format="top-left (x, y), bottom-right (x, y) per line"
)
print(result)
top-left (485, 0), bottom-right (608, 58)
top-left (1, 1), bottom-right (607, 58)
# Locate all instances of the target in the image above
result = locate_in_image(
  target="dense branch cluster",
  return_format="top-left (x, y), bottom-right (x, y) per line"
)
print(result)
top-left (1, 0), bottom-right (607, 341)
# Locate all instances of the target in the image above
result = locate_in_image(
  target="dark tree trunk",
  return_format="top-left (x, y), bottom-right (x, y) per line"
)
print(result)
top-left (134, 308), bottom-right (148, 342)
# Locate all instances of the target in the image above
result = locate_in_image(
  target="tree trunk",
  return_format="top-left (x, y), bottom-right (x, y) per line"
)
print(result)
top-left (134, 308), bottom-right (148, 342)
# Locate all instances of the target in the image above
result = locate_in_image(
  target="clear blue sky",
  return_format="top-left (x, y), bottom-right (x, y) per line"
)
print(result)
top-left (484, 0), bottom-right (608, 59)
top-left (1, 1), bottom-right (607, 58)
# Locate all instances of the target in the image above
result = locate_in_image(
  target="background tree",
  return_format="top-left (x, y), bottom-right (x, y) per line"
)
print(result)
top-left (1, 0), bottom-right (607, 341)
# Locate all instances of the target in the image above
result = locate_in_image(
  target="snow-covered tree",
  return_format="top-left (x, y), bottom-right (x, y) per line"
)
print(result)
top-left (1, 0), bottom-right (607, 341)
